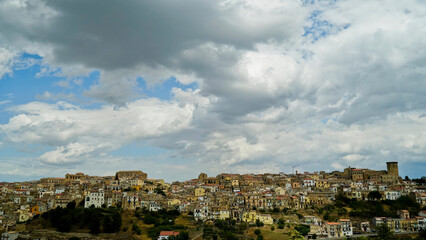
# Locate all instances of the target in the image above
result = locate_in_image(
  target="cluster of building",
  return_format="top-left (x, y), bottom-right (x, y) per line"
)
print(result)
top-left (372, 210), bottom-right (426, 233)
top-left (0, 162), bottom-right (425, 239)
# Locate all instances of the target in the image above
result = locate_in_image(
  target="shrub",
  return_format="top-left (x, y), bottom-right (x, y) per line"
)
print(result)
top-left (294, 225), bottom-right (310, 236)
top-left (132, 223), bottom-right (141, 235)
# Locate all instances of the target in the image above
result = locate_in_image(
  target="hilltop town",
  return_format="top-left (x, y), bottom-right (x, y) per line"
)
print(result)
top-left (1, 162), bottom-right (425, 239)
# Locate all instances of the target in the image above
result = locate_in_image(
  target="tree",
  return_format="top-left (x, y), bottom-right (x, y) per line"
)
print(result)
top-left (169, 232), bottom-right (189, 240)
top-left (368, 191), bottom-right (382, 201)
top-left (132, 223), bottom-right (141, 235)
top-left (89, 217), bottom-right (101, 234)
top-left (289, 229), bottom-right (304, 240)
top-left (66, 201), bottom-right (76, 209)
top-left (376, 224), bottom-right (394, 240)
top-left (57, 215), bottom-right (72, 232)
top-left (323, 212), bottom-right (329, 220)
top-left (404, 176), bottom-right (410, 181)
top-left (154, 187), bottom-right (166, 196)
top-left (419, 228), bottom-right (426, 240)
top-left (254, 229), bottom-right (261, 235)
top-left (294, 225), bottom-right (310, 236)
top-left (102, 212), bottom-right (122, 233)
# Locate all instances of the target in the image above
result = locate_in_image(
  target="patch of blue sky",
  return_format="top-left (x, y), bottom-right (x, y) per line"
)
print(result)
top-left (21, 52), bottom-right (43, 60)
top-left (303, 9), bottom-right (350, 43)
top-left (0, 53), bottom-right (104, 122)
top-left (6, 54), bottom-right (99, 93)
top-left (302, 0), bottom-right (338, 7)
top-left (321, 118), bottom-right (337, 124)
top-left (400, 161), bottom-right (426, 178)
top-left (0, 144), bottom-right (54, 157)
top-left (303, 11), bottom-right (334, 41)
top-left (139, 77), bottom-right (198, 101)
top-left (0, 174), bottom-right (44, 182)
top-left (0, 51), bottom-right (199, 124)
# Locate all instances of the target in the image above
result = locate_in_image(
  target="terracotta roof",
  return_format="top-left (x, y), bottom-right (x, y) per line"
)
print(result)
top-left (159, 231), bottom-right (180, 236)
top-left (327, 222), bottom-right (340, 225)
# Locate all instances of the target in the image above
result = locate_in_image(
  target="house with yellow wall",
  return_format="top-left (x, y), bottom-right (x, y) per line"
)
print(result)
top-left (316, 179), bottom-right (330, 189)
top-left (274, 187), bottom-right (285, 195)
top-left (242, 210), bottom-right (273, 225)
top-left (187, 195), bottom-right (198, 203)
top-left (168, 198), bottom-right (181, 208)
top-left (257, 214), bottom-right (273, 225)
top-left (219, 210), bottom-right (230, 220)
top-left (194, 188), bottom-right (205, 197)
top-left (242, 210), bottom-right (257, 223)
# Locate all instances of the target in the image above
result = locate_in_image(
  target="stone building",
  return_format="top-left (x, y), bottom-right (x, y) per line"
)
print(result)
top-left (115, 170), bottom-right (147, 181)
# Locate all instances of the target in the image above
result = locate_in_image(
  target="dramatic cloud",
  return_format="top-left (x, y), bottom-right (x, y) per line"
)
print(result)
top-left (0, 0), bottom-right (425, 180)
top-left (1, 91), bottom-right (209, 164)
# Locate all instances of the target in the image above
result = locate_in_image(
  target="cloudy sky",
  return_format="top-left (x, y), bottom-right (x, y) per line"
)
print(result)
top-left (0, 0), bottom-right (425, 182)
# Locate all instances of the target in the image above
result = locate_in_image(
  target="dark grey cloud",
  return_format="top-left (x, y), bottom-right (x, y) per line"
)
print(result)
top-left (0, 0), bottom-right (304, 70)
top-left (1, 0), bottom-right (426, 179)
top-left (0, 0), bottom-right (306, 105)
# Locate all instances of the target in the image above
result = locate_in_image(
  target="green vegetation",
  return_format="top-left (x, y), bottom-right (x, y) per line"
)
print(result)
top-left (320, 194), bottom-right (421, 220)
top-left (419, 228), bottom-right (426, 240)
top-left (133, 208), bottom-right (186, 239)
top-left (154, 187), bottom-right (166, 196)
top-left (288, 229), bottom-right (304, 240)
top-left (277, 218), bottom-right (285, 229)
top-left (255, 219), bottom-right (264, 227)
top-left (40, 202), bottom-right (122, 234)
top-left (132, 223), bottom-right (141, 235)
top-left (168, 232), bottom-right (190, 240)
top-left (294, 224), bottom-right (310, 236)
top-left (412, 178), bottom-right (425, 185)
top-left (368, 191), bottom-right (382, 201)
top-left (375, 223), bottom-right (395, 240)
top-left (202, 220), bottom-right (248, 240)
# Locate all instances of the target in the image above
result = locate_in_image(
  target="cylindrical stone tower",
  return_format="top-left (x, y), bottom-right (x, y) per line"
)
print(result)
top-left (386, 162), bottom-right (399, 177)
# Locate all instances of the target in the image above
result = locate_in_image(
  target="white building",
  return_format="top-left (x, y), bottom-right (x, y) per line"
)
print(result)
top-left (194, 206), bottom-right (209, 221)
top-left (149, 201), bottom-right (162, 212)
top-left (303, 179), bottom-right (316, 187)
top-left (84, 190), bottom-right (105, 208)
top-left (385, 191), bottom-right (401, 200)
top-left (339, 219), bottom-right (353, 236)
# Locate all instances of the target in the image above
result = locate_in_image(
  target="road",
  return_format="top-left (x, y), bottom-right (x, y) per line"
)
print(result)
top-left (191, 232), bottom-right (203, 240)
top-left (319, 230), bottom-right (419, 239)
